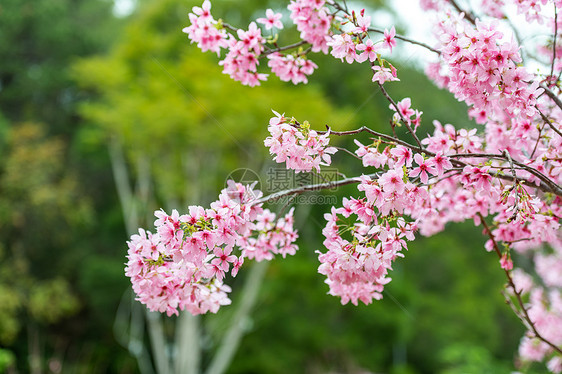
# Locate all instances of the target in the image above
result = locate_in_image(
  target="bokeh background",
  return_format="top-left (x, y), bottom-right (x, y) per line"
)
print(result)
top-left (0, 0), bottom-right (545, 372)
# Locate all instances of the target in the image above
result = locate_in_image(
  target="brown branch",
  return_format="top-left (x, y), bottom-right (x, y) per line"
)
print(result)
top-left (253, 173), bottom-right (378, 205)
top-left (540, 85), bottom-right (562, 111)
top-left (376, 82), bottom-right (424, 148)
top-left (327, 0), bottom-right (440, 54)
top-left (221, 22), bottom-right (238, 33)
top-left (448, 0), bottom-right (477, 25)
top-left (262, 41), bottom-right (309, 57)
top-left (449, 153), bottom-right (562, 196)
top-left (367, 27), bottom-right (441, 54)
top-left (477, 213), bottom-right (562, 356)
top-left (333, 145), bottom-right (362, 160)
top-left (221, 22), bottom-right (309, 58)
top-left (537, 107), bottom-right (562, 139)
top-left (321, 123), bottom-right (562, 196)
top-left (322, 125), bottom-right (425, 153)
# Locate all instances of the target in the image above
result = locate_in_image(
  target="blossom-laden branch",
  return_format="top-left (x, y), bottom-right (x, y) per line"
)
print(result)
top-left (320, 122), bottom-right (562, 197)
top-left (126, 0), bottom-right (562, 372)
top-left (253, 173), bottom-right (377, 205)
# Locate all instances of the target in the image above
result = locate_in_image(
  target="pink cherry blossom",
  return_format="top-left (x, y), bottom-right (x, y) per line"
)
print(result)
top-left (264, 111), bottom-right (337, 172)
top-left (175, 3), bottom-right (562, 371)
top-left (409, 154), bottom-right (438, 184)
top-left (355, 39), bottom-right (379, 63)
top-left (372, 65), bottom-right (399, 84)
top-left (257, 9), bottom-right (284, 30)
top-left (383, 26), bottom-right (396, 52)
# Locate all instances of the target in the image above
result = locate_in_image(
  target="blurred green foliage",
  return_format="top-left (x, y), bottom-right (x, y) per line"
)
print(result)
top-left (0, 348), bottom-right (15, 372)
top-left (0, 0), bottom-right (119, 134)
top-left (0, 123), bottom-right (93, 369)
top-left (73, 0), bottom-right (355, 212)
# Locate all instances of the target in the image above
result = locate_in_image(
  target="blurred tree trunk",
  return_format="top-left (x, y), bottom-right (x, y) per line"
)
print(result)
top-left (110, 137), bottom-right (169, 374)
top-left (110, 140), bottom-right (268, 374)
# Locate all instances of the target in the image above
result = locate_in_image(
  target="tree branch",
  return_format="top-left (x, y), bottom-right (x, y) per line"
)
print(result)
top-left (262, 41), bottom-right (309, 57)
top-left (323, 125), bottom-right (425, 153)
top-left (448, 0), bottom-right (477, 25)
top-left (376, 82), bottom-right (423, 148)
top-left (367, 27), bottom-right (441, 54)
top-left (324, 123), bottom-right (562, 197)
top-left (449, 153), bottom-right (562, 196)
top-left (540, 85), bottom-right (562, 111)
top-left (477, 213), bottom-right (562, 356)
top-left (253, 173), bottom-right (378, 205)
top-left (549, 3), bottom-right (558, 80)
top-left (537, 106), bottom-right (562, 138)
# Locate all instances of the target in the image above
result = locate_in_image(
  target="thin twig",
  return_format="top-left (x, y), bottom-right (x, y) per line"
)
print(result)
top-left (537, 107), bottom-right (562, 138)
top-left (449, 152), bottom-right (562, 196)
top-left (327, 0), bottom-right (440, 54)
top-left (448, 0), bottom-right (477, 25)
top-left (503, 150), bottom-right (520, 220)
top-left (262, 41), bottom-right (309, 57)
top-left (334, 145), bottom-right (362, 160)
top-left (322, 124), bottom-right (562, 196)
top-left (376, 82), bottom-right (424, 148)
top-left (221, 22), bottom-right (309, 58)
top-left (322, 125), bottom-right (424, 153)
top-left (530, 123), bottom-right (544, 159)
top-left (477, 213), bottom-right (562, 355)
top-left (367, 27), bottom-right (441, 54)
top-left (221, 22), bottom-right (238, 33)
top-left (253, 173), bottom-right (378, 205)
top-left (540, 85), bottom-right (562, 111)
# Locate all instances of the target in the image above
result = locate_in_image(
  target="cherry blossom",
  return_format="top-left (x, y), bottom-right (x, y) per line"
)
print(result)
top-left (257, 9), bottom-right (284, 30)
top-left (126, 182), bottom-right (298, 316)
top-left (144, 1), bottom-right (562, 371)
top-left (264, 111), bottom-right (337, 172)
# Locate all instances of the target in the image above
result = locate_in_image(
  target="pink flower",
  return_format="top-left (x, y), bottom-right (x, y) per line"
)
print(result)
top-left (264, 113), bottom-right (338, 172)
top-left (355, 39), bottom-right (379, 63)
top-left (328, 34), bottom-right (357, 64)
top-left (378, 168), bottom-right (406, 194)
top-left (211, 247), bottom-right (237, 272)
top-left (500, 253), bottom-right (513, 270)
top-left (429, 152), bottom-right (453, 176)
top-left (393, 98), bottom-right (415, 119)
top-left (390, 146), bottom-right (413, 167)
top-left (372, 65), bottom-right (399, 84)
top-left (268, 53), bottom-right (318, 84)
top-left (192, 0), bottom-right (212, 21)
top-left (352, 14), bottom-right (371, 34)
top-left (383, 26), bottom-right (396, 52)
top-left (288, 0), bottom-right (332, 53)
top-left (257, 9), bottom-right (284, 30)
top-left (409, 154), bottom-right (438, 184)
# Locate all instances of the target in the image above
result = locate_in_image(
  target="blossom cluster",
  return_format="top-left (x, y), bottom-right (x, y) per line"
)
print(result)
top-left (264, 111), bottom-right (337, 173)
top-left (318, 177), bottom-right (419, 305)
top-left (183, 0), bottom-right (324, 85)
top-left (162, 0), bottom-right (562, 371)
top-left (183, 0), bottom-right (268, 86)
top-left (427, 15), bottom-right (543, 123)
top-left (125, 181), bottom-right (298, 316)
top-left (288, 0), bottom-right (333, 53)
top-left (267, 52), bottom-right (318, 84)
top-left (316, 136), bottom-right (459, 305)
top-left (184, 0), bottom-right (400, 85)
